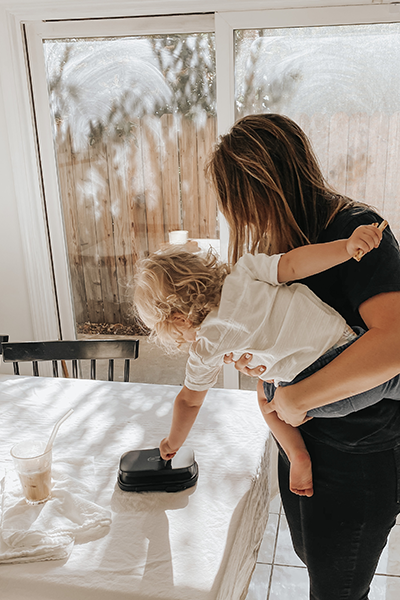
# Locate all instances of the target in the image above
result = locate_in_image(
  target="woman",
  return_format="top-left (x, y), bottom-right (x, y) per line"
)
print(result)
top-left (207, 113), bottom-right (400, 600)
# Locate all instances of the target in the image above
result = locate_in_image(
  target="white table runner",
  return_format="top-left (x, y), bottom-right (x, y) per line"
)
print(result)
top-left (0, 375), bottom-right (277, 600)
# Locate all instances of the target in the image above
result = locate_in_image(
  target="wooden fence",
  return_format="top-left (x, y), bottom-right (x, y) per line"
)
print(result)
top-left (56, 111), bottom-right (400, 327)
top-left (294, 112), bottom-right (400, 238)
top-left (56, 114), bottom-right (218, 325)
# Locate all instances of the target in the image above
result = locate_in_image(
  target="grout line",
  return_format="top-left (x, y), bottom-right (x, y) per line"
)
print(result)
top-left (273, 563), bottom-right (307, 569)
top-left (266, 508), bottom-right (282, 600)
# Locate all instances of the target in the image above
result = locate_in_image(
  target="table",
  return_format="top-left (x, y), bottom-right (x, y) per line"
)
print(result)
top-left (0, 375), bottom-right (277, 600)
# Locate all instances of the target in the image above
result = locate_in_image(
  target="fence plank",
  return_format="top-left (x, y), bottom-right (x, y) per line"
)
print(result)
top-left (106, 140), bottom-right (136, 324)
top-left (87, 140), bottom-right (121, 324)
top-left (345, 113), bottom-right (370, 203)
top-left (197, 116), bottom-right (218, 239)
top-left (160, 114), bottom-right (181, 234)
top-left (294, 113), bottom-right (311, 139)
top-left (141, 115), bottom-right (165, 253)
top-left (365, 112), bottom-right (390, 213)
top-left (56, 130), bottom-right (88, 324)
top-left (180, 117), bottom-right (200, 238)
top-left (327, 113), bottom-right (350, 195)
top-left (72, 140), bottom-right (104, 324)
top-left (306, 113), bottom-right (330, 179)
top-left (127, 119), bottom-right (148, 260)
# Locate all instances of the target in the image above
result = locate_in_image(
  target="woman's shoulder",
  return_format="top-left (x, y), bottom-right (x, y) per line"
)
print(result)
top-left (326, 204), bottom-right (400, 254)
top-left (323, 204), bottom-right (385, 240)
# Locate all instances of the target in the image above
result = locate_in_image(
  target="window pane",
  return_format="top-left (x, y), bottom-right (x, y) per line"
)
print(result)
top-left (235, 23), bottom-right (400, 241)
top-left (43, 34), bottom-right (218, 354)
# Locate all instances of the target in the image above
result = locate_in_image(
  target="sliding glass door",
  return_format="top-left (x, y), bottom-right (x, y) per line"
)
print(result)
top-left (27, 16), bottom-right (218, 339)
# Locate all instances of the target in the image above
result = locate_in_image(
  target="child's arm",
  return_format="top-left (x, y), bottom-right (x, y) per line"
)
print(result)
top-left (159, 386), bottom-right (208, 460)
top-left (278, 224), bottom-right (382, 284)
top-left (257, 380), bottom-right (313, 496)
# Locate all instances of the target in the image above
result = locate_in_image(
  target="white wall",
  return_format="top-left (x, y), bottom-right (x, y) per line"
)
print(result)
top-left (0, 73), bottom-right (34, 343)
top-left (0, 0), bottom-right (391, 374)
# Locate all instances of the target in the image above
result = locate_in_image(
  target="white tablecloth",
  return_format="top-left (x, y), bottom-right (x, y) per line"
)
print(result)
top-left (0, 375), bottom-right (277, 600)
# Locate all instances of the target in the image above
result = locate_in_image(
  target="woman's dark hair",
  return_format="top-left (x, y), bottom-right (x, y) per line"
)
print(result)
top-left (207, 113), bottom-right (357, 263)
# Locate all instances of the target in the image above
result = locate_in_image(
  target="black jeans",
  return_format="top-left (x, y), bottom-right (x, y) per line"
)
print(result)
top-left (279, 437), bottom-right (400, 599)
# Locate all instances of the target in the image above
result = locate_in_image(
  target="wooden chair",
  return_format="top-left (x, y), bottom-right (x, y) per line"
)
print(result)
top-left (1, 339), bottom-right (139, 382)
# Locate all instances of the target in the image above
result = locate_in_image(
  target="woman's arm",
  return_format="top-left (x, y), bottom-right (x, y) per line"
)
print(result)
top-left (159, 386), bottom-right (208, 459)
top-left (267, 291), bottom-right (400, 426)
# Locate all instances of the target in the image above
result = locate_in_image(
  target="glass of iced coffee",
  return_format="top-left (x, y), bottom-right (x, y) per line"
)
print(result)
top-left (11, 440), bottom-right (52, 504)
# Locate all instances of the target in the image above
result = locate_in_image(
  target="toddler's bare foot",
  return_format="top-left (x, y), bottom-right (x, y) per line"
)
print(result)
top-left (290, 450), bottom-right (313, 497)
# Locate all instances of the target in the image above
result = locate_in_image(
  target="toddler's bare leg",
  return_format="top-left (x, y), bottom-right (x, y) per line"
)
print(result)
top-left (257, 380), bottom-right (313, 496)
top-left (289, 449), bottom-right (313, 497)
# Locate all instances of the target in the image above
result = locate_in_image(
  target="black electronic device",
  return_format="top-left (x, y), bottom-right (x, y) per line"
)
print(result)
top-left (117, 447), bottom-right (198, 493)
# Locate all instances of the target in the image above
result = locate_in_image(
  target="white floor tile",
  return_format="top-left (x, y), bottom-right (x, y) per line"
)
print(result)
top-left (376, 524), bottom-right (400, 576)
top-left (370, 574), bottom-right (400, 600)
top-left (267, 568), bottom-right (400, 600)
top-left (268, 565), bottom-right (309, 600)
top-left (257, 512), bottom-right (279, 564)
top-left (269, 493), bottom-right (281, 515)
top-left (274, 514), bottom-right (304, 567)
top-left (245, 563), bottom-right (272, 600)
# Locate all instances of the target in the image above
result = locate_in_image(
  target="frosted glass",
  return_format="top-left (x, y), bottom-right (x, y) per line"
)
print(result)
top-left (44, 35), bottom-right (216, 148)
top-left (235, 23), bottom-right (400, 118)
top-left (41, 33), bottom-right (218, 345)
top-left (234, 23), bottom-right (400, 243)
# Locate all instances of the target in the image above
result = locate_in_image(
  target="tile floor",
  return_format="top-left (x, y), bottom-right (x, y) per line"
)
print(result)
top-left (246, 494), bottom-right (400, 600)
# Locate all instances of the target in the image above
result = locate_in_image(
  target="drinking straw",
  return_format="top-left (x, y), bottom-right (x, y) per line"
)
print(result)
top-left (45, 408), bottom-right (74, 453)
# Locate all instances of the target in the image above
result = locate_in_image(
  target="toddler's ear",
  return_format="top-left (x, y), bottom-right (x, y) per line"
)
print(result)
top-left (171, 313), bottom-right (190, 327)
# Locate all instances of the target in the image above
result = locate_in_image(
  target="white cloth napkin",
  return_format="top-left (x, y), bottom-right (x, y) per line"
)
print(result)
top-left (0, 459), bottom-right (112, 564)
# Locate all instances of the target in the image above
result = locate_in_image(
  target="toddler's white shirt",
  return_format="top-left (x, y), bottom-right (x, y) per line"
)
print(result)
top-left (184, 253), bottom-right (347, 391)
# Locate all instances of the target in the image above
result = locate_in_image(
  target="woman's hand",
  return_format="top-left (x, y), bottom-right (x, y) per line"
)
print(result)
top-left (159, 437), bottom-right (179, 461)
top-left (257, 379), bottom-right (311, 426)
top-left (223, 352), bottom-right (266, 378)
top-left (270, 386), bottom-right (312, 427)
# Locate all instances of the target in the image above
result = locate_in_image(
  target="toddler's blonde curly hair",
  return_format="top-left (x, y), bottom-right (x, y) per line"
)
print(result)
top-left (134, 248), bottom-right (230, 350)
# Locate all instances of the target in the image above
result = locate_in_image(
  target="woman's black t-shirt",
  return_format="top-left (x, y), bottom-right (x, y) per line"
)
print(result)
top-left (298, 206), bottom-right (400, 453)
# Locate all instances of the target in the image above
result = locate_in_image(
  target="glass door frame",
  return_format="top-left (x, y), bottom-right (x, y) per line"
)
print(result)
top-left (24, 13), bottom-right (216, 342)
top-left (22, 3), bottom-right (400, 387)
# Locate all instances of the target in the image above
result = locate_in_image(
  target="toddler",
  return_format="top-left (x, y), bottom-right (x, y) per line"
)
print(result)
top-left (134, 223), bottom-right (400, 496)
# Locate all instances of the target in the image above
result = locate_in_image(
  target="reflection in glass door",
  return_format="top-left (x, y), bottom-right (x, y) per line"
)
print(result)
top-left (42, 31), bottom-right (218, 338)
top-left (235, 23), bottom-right (400, 241)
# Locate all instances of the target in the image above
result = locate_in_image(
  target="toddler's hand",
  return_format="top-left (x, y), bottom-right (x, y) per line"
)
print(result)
top-left (347, 224), bottom-right (382, 258)
top-left (159, 437), bottom-right (179, 461)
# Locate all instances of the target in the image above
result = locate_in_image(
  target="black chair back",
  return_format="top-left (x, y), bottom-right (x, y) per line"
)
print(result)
top-left (1, 339), bottom-right (139, 382)
top-left (0, 335), bottom-right (9, 354)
